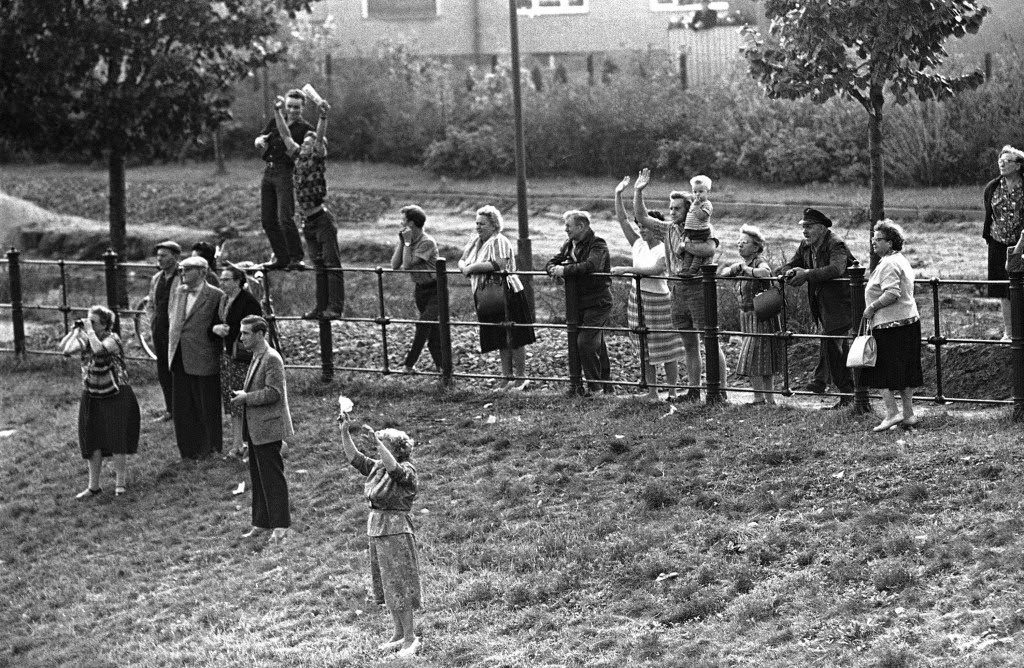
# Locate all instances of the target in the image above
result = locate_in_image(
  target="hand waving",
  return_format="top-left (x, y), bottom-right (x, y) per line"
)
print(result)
top-left (614, 176), bottom-right (630, 195)
top-left (635, 168), bottom-right (651, 191)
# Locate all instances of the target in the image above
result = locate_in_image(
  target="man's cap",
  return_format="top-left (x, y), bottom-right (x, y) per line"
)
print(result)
top-left (154, 240), bottom-right (182, 255)
top-left (179, 256), bottom-right (209, 270)
top-left (800, 208), bottom-right (832, 228)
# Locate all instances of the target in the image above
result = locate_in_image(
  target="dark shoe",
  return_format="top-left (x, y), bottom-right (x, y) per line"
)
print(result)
top-left (76, 488), bottom-right (102, 500)
top-left (804, 381), bottom-right (828, 395)
top-left (301, 309), bottom-right (321, 320)
top-left (320, 308), bottom-right (343, 320)
top-left (822, 398), bottom-right (852, 411)
top-left (287, 261), bottom-right (308, 271)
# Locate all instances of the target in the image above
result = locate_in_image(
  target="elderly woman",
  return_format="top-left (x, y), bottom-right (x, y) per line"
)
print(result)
top-left (719, 225), bottom-right (785, 405)
top-left (861, 220), bottom-right (923, 432)
top-left (609, 176), bottom-right (684, 400)
top-left (983, 145), bottom-right (1024, 341)
top-left (458, 205), bottom-right (537, 391)
top-left (213, 264), bottom-right (263, 457)
top-left (59, 305), bottom-right (141, 498)
top-left (338, 415), bottom-right (423, 658)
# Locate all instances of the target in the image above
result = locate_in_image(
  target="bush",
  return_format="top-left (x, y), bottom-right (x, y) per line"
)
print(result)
top-left (423, 125), bottom-right (514, 177)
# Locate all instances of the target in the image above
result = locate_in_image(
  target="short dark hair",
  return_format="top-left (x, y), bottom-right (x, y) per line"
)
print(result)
top-left (241, 314), bottom-right (268, 335)
top-left (223, 265), bottom-right (247, 289)
top-left (191, 241), bottom-right (217, 271)
top-left (873, 219), bottom-right (905, 252)
top-left (401, 205), bottom-right (427, 228)
top-left (285, 89), bottom-right (306, 104)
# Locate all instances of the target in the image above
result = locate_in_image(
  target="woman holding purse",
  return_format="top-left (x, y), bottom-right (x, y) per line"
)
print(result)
top-left (60, 305), bottom-right (140, 498)
top-left (860, 220), bottom-right (923, 432)
top-left (458, 205), bottom-right (536, 391)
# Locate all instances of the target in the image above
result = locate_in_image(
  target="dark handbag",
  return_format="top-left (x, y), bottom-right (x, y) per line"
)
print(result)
top-left (474, 273), bottom-right (507, 322)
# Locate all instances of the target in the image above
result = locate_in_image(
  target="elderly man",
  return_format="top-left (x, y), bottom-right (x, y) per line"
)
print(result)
top-left (779, 207), bottom-right (859, 410)
top-left (146, 240), bottom-right (182, 422)
top-left (232, 315), bottom-right (293, 542)
top-left (546, 210), bottom-right (613, 396)
top-left (168, 256), bottom-right (225, 459)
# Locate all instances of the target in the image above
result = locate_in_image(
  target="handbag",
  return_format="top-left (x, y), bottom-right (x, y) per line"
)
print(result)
top-left (474, 271), bottom-right (507, 322)
top-left (752, 285), bottom-right (784, 322)
top-left (846, 317), bottom-right (877, 368)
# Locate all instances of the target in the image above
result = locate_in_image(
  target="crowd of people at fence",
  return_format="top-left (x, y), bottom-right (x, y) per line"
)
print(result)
top-left (53, 86), bottom-right (1024, 657)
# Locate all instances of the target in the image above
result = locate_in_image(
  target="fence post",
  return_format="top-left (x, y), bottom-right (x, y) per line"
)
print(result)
top-left (1009, 269), bottom-right (1024, 422)
top-left (6, 248), bottom-right (26, 356)
top-left (435, 258), bottom-right (453, 386)
top-left (928, 277), bottom-right (947, 405)
top-left (633, 275), bottom-right (649, 391)
top-left (701, 264), bottom-right (723, 404)
top-left (317, 318), bottom-right (334, 383)
top-left (374, 267), bottom-right (391, 373)
top-left (848, 265), bottom-right (870, 414)
top-left (563, 275), bottom-right (585, 395)
top-left (103, 248), bottom-right (121, 334)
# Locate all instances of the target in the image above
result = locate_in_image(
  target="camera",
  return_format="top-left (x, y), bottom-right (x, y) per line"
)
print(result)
top-left (74, 319), bottom-right (85, 328)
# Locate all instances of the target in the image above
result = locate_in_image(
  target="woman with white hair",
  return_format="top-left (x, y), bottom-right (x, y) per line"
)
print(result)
top-left (983, 145), bottom-right (1024, 341)
top-left (338, 415), bottom-right (422, 658)
top-left (458, 205), bottom-right (537, 391)
top-left (720, 225), bottom-right (785, 405)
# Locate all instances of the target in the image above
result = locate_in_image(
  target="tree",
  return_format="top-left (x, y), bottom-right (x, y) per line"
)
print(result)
top-left (0, 0), bottom-right (320, 298)
top-left (741, 0), bottom-right (987, 263)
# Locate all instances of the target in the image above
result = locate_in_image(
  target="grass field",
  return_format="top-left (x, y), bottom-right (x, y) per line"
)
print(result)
top-left (2, 355), bottom-right (1023, 667)
top-left (1, 161), bottom-right (1022, 666)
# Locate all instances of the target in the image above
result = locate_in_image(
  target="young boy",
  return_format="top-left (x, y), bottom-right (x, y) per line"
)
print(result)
top-left (338, 414), bottom-right (422, 658)
top-left (675, 174), bottom-right (715, 274)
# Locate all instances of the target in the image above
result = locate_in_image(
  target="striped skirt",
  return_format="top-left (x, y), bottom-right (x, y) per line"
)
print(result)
top-left (627, 290), bottom-right (685, 365)
top-left (736, 310), bottom-right (785, 377)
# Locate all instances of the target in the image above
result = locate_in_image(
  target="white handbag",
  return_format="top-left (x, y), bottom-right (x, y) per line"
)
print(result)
top-left (846, 317), bottom-right (876, 368)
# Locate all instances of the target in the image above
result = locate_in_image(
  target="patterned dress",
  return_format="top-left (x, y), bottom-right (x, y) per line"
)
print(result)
top-left (734, 256), bottom-right (785, 377)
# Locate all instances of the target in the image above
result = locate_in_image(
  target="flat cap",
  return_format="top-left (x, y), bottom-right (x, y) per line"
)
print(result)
top-left (179, 256), bottom-right (209, 270)
top-left (154, 240), bottom-right (182, 255)
top-left (801, 207), bottom-right (832, 228)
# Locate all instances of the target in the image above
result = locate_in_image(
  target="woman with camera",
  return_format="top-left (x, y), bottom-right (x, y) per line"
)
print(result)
top-left (59, 305), bottom-right (141, 498)
top-left (458, 205), bottom-right (536, 391)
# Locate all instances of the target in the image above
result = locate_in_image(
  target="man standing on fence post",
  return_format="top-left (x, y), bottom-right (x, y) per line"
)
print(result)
top-left (392, 205), bottom-right (442, 374)
top-left (146, 240), bottom-right (181, 423)
top-left (546, 210), bottom-right (613, 396)
top-left (168, 256), bottom-right (225, 459)
top-left (254, 89), bottom-right (313, 271)
top-left (779, 207), bottom-right (858, 410)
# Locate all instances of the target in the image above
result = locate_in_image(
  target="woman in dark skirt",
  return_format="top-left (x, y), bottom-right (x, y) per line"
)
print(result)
top-left (213, 264), bottom-right (263, 457)
top-left (60, 305), bottom-right (140, 498)
top-left (861, 221), bottom-right (923, 432)
top-left (458, 205), bottom-right (537, 391)
top-left (982, 145), bottom-right (1024, 341)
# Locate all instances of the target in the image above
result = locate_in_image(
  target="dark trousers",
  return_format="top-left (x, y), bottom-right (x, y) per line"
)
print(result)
top-left (152, 316), bottom-right (173, 413)
top-left (260, 166), bottom-right (304, 264)
top-left (170, 352), bottom-right (223, 458)
top-left (821, 325), bottom-right (854, 394)
top-left (244, 420), bottom-right (290, 529)
top-left (303, 209), bottom-right (345, 312)
top-left (578, 303), bottom-right (612, 393)
top-left (403, 281), bottom-right (442, 370)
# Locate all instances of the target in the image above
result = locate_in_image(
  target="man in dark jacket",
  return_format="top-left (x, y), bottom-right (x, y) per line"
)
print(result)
top-left (779, 208), bottom-right (858, 409)
top-left (546, 210), bottom-right (613, 395)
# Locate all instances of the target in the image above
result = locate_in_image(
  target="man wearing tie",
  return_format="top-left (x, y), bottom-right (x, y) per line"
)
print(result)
top-left (168, 256), bottom-right (225, 459)
top-left (232, 315), bottom-right (293, 542)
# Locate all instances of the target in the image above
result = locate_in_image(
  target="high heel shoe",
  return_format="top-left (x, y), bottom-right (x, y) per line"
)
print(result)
top-left (76, 488), bottom-right (102, 500)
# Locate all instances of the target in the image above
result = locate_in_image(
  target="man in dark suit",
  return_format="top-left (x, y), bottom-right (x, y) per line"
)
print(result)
top-left (545, 209), bottom-right (613, 396)
top-left (779, 208), bottom-right (859, 410)
top-left (168, 256), bottom-right (225, 459)
top-left (232, 315), bottom-right (294, 542)
top-left (146, 240), bottom-right (181, 422)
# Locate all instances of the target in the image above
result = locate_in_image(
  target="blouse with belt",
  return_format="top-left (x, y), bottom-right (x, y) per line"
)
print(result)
top-left (460, 233), bottom-right (525, 294)
top-left (865, 252), bottom-right (919, 328)
top-left (351, 452), bottom-right (418, 537)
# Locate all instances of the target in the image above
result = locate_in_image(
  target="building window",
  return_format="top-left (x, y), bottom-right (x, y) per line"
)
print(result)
top-left (362, 0), bottom-right (439, 20)
top-left (650, 1), bottom-right (729, 12)
top-left (516, 0), bottom-right (588, 17)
